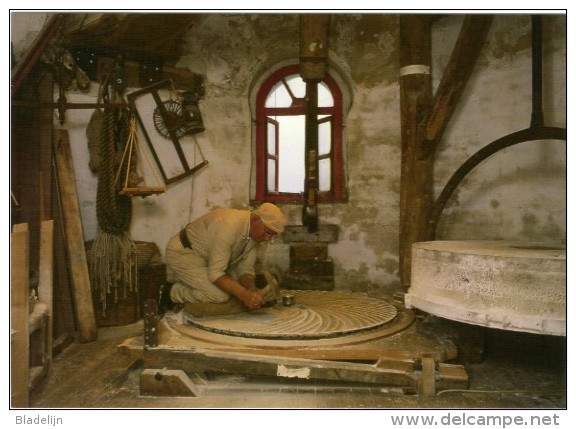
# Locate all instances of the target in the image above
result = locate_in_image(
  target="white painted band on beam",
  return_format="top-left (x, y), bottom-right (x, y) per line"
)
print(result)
top-left (399, 64), bottom-right (431, 76)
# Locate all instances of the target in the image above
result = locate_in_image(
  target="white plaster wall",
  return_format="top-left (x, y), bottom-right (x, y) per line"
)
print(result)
top-left (432, 15), bottom-right (566, 243)
top-left (12, 12), bottom-right (566, 295)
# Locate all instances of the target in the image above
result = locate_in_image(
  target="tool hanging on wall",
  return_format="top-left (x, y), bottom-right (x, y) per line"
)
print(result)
top-left (152, 77), bottom-right (205, 138)
top-left (114, 115), bottom-right (166, 197)
top-left (127, 79), bottom-right (209, 186)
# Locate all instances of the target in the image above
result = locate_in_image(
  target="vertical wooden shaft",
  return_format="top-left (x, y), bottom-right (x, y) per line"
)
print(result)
top-left (300, 14), bottom-right (329, 232)
top-left (303, 80), bottom-right (319, 232)
top-left (399, 16), bottom-right (434, 289)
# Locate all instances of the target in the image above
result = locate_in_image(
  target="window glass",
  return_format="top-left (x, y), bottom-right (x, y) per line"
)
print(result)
top-left (265, 81), bottom-right (291, 108)
top-left (318, 117), bottom-right (332, 156)
top-left (277, 115), bottom-right (305, 193)
top-left (318, 82), bottom-right (334, 107)
top-left (319, 158), bottom-right (331, 192)
top-left (267, 159), bottom-right (276, 192)
top-left (267, 120), bottom-right (277, 155)
top-left (265, 75), bottom-right (306, 107)
top-left (285, 75), bottom-right (306, 99)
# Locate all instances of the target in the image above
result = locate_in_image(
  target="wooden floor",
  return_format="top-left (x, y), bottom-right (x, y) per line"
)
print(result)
top-left (27, 316), bottom-right (567, 410)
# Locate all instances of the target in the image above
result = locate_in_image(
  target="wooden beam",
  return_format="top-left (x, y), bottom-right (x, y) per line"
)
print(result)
top-left (11, 223), bottom-right (30, 408)
top-left (54, 130), bottom-right (98, 342)
top-left (143, 348), bottom-right (468, 392)
top-left (420, 15), bottom-right (493, 159)
top-left (96, 57), bottom-right (203, 92)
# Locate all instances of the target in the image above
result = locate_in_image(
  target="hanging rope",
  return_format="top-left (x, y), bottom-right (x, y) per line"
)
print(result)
top-left (90, 98), bottom-right (138, 314)
top-left (96, 106), bottom-right (133, 233)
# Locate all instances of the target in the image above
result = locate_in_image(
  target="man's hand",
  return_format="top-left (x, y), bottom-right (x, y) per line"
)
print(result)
top-left (239, 273), bottom-right (257, 291)
top-left (239, 288), bottom-right (265, 311)
top-left (214, 274), bottom-right (264, 310)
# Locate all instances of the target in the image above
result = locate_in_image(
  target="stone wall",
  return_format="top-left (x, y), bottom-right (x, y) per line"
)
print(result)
top-left (11, 12), bottom-right (567, 295)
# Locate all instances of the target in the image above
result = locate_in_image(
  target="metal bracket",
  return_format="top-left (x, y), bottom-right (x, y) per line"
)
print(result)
top-left (143, 299), bottom-right (160, 348)
top-left (139, 57), bottom-right (164, 87)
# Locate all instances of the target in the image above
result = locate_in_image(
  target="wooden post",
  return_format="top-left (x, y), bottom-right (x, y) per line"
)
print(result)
top-left (399, 16), bottom-right (493, 287)
top-left (398, 15), bottom-right (434, 289)
top-left (54, 130), bottom-right (98, 342)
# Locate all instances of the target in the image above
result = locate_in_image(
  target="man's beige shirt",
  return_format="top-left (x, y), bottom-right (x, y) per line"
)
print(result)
top-left (183, 208), bottom-right (257, 282)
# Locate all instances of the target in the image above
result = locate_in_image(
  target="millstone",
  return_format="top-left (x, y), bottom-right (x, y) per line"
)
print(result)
top-left (185, 290), bottom-right (398, 340)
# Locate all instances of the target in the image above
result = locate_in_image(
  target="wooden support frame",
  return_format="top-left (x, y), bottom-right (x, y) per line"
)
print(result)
top-left (134, 297), bottom-right (467, 396)
top-left (142, 348), bottom-right (467, 396)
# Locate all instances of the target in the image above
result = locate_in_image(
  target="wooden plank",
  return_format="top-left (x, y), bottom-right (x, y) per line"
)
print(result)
top-left (11, 223), bottom-right (30, 408)
top-left (54, 130), bottom-right (98, 342)
top-left (37, 220), bottom-right (54, 371)
top-left (208, 347), bottom-right (424, 361)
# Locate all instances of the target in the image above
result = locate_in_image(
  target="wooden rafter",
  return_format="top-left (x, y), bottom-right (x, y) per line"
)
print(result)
top-left (11, 14), bottom-right (63, 95)
top-left (420, 15), bottom-right (493, 159)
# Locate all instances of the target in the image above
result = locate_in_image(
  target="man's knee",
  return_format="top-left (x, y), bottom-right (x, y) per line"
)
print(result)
top-left (203, 289), bottom-right (231, 304)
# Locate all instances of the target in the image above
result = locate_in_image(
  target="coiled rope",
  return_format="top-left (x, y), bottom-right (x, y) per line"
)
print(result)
top-left (90, 104), bottom-right (138, 314)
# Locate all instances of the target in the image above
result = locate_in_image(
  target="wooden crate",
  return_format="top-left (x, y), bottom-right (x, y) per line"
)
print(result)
top-left (92, 288), bottom-right (140, 327)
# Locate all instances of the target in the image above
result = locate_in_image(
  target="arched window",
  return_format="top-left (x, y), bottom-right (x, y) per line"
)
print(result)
top-left (254, 64), bottom-right (346, 203)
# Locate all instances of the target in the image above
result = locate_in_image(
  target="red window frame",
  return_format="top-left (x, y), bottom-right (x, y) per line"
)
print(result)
top-left (255, 64), bottom-right (345, 203)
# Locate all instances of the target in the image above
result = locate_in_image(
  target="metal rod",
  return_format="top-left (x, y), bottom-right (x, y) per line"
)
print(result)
top-left (530, 15), bottom-right (544, 128)
top-left (11, 100), bottom-right (128, 109)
